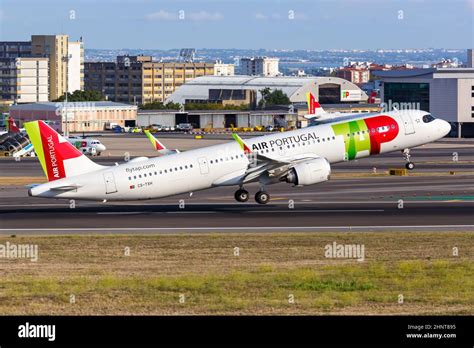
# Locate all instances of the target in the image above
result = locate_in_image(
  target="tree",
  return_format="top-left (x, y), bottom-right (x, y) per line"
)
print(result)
top-left (258, 88), bottom-right (291, 108)
top-left (53, 90), bottom-right (105, 102)
top-left (140, 101), bottom-right (182, 110)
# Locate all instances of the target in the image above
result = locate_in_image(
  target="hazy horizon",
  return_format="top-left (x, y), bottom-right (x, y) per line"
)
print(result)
top-left (1, 0), bottom-right (472, 50)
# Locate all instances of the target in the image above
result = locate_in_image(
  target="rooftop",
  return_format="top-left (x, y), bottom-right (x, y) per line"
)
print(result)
top-left (10, 101), bottom-right (137, 110)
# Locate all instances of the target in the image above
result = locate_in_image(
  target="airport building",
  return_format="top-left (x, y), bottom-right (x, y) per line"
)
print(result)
top-left (137, 109), bottom-right (299, 130)
top-left (375, 67), bottom-right (474, 137)
top-left (84, 55), bottom-right (215, 105)
top-left (9, 101), bottom-right (137, 133)
top-left (166, 75), bottom-right (369, 105)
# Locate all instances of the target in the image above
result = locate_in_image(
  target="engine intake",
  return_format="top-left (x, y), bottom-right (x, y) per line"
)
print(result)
top-left (282, 158), bottom-right (331, 186)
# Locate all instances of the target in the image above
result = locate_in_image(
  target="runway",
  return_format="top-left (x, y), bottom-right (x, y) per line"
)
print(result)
top-left (1, 176), bottom-right (473, 234)
top-left (0, 140), bottom-right (473, 235)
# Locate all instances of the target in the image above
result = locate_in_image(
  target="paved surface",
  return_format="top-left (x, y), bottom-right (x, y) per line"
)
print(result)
top-left (0, 138), bottom-right (473, 235)
top-left (1, 175), bottom-right (473, 234)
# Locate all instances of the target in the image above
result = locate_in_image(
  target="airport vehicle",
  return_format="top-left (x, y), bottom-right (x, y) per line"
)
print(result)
top-left (25, 107), bottom-right (450, 203)
top-left (162, 125), bottom-right (176, 132)
top-left (150, 124), bottom-right (163, 132)
top-left (66, 136), bottom-right (107, 156)
top-left (176, 123), bottom-right (193, 132)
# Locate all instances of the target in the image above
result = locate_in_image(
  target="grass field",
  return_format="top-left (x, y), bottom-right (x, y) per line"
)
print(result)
top-left (0, 232), bottom-right (473, 315)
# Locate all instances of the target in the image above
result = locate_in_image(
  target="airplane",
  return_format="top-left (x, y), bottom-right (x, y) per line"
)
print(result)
top-left (66, 136), bottom-right (106, 156)
top-left (24, 110), bottom-right (450, 204)
top-left (304, 92), bottom-right (349, 122)
top-left (0, 116), bottom-right (22, 135)
top-left (144, 130), bottom-right (179, 156)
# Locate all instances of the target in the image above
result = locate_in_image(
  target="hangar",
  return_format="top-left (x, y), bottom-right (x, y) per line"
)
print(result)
top-left (166, 75), bottom-right (369, 105)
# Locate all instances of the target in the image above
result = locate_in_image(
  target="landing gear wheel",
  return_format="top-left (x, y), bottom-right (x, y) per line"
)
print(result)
top-left (255, 191), bottom-right (270, 204)
top-left (234, 189), bottom-right (249, 202)
top-left (402, 149), bottom-right (415, 170)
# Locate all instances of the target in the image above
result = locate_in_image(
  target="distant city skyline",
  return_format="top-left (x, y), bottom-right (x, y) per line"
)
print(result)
top-left (1, 0), bottom-right (472, 50)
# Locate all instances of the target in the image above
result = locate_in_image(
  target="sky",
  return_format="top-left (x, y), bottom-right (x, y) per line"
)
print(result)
top-left (0, 0), bottom-right (472, 49)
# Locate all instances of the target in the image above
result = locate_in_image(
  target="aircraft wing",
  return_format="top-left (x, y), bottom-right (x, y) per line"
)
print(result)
top-left (232, 133), bottom-right (320, 183)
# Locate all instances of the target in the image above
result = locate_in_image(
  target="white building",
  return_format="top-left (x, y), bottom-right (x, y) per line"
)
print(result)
top-left (166, 75), bottom-right (368, 105)
top-left (0, 57), bottom-right (49, 103)
top-left (214, 61), bottom-right (235, 76)
top-left (67, 40), bottom-right (84, 93)
top-left (375, 67), bottom-right (474, 137)
top-left (239, 57), bottom-right (280, 77)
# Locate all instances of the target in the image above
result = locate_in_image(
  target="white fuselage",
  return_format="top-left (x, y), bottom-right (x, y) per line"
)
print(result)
top-left (29, 110), bottom-right (451, 201)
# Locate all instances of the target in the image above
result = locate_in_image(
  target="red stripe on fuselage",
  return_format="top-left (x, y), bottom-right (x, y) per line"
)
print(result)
top-left (364, 115), bottom-right (399, 155)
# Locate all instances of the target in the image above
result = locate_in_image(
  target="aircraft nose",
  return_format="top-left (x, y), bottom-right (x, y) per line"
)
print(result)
top-left (440, 120), bottom-right (451, 137)
top-left (97, 144), bottom-right (106, 152)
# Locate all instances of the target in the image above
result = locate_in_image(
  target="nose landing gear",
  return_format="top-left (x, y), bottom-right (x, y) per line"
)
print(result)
top-left (402, 148), bottom-right (415, 170)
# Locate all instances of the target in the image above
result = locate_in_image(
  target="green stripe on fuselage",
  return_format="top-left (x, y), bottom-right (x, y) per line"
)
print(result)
top-left (332, 119), bottom-right (370, 160)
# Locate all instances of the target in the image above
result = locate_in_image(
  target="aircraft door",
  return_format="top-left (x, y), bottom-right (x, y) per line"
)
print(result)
top-left (103, 171), bottom-right (118, 194)
top-left (400, 113), bottom-right (415, 135)
top-left (198, 157), bottom-right (209, 175)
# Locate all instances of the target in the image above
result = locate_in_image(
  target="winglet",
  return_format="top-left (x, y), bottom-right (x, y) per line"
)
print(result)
top-left (144, 130), bottom-right (166, 151)
top-left (232, 133), bottom-right (252, 154)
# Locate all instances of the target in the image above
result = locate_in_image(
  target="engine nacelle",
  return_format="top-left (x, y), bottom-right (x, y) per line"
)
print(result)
top-left (282, 158), bottom-right (331, 186)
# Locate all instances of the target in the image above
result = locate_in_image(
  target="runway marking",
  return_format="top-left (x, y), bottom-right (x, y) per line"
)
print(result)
top-left (1, 200), bottom-right (473, 209)
top-left (97, 212), bottom-right (150, 215)
top-left (166, 211), bottom-right (217, 214)
top-left (1, 225), bottom-right (473, 232)
top-left (245, 209), bottom-right (385, 213)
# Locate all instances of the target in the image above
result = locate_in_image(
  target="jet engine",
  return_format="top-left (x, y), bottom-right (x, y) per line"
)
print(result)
top-left (281, 158), bottom-right (331, 186)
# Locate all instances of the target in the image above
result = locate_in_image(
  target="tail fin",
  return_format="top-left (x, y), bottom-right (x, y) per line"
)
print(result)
top-left (24, 120), bottom-right (104, 181)
top-left (305, 92), bottom-right (326, 119)
top-left (144, 129), bottom-right (167, 151)
top-left (7, 117), bottom-right (20, 133)
top-left (144, 130), bottom-right (180, 155)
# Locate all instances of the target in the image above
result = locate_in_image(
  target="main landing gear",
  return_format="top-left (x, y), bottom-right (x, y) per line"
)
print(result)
top-left (234, 187), bottom-right (270, 204)
top-left (234, 188), bottom-right (249, 202)
top-left (402, 148), bottom-right (415, 170)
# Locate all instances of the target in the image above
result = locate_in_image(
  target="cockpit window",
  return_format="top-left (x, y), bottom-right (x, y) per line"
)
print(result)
top-left (422, 114), bottom-right (435, 123)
